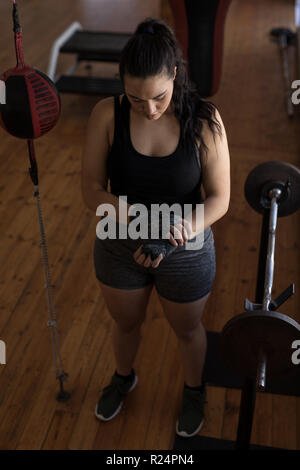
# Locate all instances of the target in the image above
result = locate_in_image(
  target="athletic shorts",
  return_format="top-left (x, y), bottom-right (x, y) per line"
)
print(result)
top-left (93, 226), bottom-right (216, 303)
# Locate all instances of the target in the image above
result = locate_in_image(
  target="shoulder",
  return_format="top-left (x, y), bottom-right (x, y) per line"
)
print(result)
top-left (87, 95), bottom-right (122, 146)
top-left (92, 94), bottom-right (124, 115)
top-left (199, 107), bottom-right (226, 146)
top-left (89, 96), bottom-right (115, 127)
top-left (195, 107), bottom-right (229, 173)
top-left (193, 102), bottom-right (224, 148)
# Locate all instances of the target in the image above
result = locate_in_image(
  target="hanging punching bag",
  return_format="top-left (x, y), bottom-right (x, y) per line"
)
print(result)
top-left (0, 1), bottom-right (60, 139)
top-left (0, 1), bottom-right (69, 402)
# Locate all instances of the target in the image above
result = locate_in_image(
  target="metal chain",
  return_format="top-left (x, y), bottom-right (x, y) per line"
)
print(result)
top-left (33, 184), bottom-right (68, 384)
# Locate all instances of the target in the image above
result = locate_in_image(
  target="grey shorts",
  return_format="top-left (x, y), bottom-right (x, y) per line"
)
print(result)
top-left (93, 226), bottom-right (216, 303)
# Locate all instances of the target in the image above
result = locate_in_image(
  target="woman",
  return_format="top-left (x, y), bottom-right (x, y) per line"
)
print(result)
top-left (81, 17), bottom-right (230, 438)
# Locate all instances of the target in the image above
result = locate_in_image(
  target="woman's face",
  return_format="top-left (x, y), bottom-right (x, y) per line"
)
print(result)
top-left (124, 67), bottom-right (176, 121)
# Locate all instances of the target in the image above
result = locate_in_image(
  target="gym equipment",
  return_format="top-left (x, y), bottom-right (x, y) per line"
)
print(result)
top-left (220, 161), bottom-right (300, 449)
top-left (270, 27), bottom-right (297, 117)
top-left (0, 1), bottom-right (69, 401)
top-left (47, 22), bottom-right (131, 95)
top-left (222, 311), bottom-right (300, 386)
top-left (244, 161), bottom-right (300, 217)
top-left (48, 0), bottom-right (232, 98)
top-left (0, 5), bottom-right (60, 138)
top-left (169, 0), bottom-right (232, 97)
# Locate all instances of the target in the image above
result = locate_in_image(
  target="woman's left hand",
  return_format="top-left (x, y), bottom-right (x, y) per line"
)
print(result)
top-left (166, 217), bottom-right (193, 247)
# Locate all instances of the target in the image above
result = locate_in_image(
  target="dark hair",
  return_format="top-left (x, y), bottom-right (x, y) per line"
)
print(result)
top-left (119, 17), bottom-right (222, 162)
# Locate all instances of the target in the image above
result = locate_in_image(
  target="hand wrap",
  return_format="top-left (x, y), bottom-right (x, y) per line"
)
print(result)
top-left (129, 211), bottom-right (181, 262)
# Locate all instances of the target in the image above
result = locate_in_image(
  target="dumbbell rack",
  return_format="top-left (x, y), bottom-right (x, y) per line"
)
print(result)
top-left (47, 22), bottom-right (131, 95)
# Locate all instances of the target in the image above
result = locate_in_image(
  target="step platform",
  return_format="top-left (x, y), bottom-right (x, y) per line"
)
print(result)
top-left (55, 75), bottom-right (124, 96)
top-left (60, 30), bottom-right (132, 62)
top-left (48, 25), bottom-right (131, 95)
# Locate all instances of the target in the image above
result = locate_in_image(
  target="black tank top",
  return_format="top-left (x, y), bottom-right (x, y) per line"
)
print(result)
top-left (107, 94), bottom-right (203, 212)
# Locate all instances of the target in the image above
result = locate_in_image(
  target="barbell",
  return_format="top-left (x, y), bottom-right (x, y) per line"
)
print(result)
top-left (221, 161), bottom-right (300, 391)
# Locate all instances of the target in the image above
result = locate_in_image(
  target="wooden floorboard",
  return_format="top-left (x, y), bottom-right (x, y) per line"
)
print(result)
top-left (0, 0), bottom-right (299, 450)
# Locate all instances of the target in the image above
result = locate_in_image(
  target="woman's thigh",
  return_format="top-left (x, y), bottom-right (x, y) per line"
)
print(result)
top-left (97, 281), bottom-right (154, 331)
top-left (94, 236), bottom-right (155, 330)
top-left (152, 227), bottom-right (216, 337)
top-left (158, 292), bottom-right (210, 340)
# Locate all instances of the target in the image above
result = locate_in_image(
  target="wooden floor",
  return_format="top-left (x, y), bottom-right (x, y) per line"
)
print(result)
top-left (0, 0), bottom-right (299, 450)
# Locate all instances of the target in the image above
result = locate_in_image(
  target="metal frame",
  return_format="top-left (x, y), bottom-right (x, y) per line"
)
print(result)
top-left (47, 22), bottom-right (83, 81)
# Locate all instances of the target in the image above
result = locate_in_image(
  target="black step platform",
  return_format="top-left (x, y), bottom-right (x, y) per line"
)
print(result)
top-left (60, 31), bottom-right (132, 62)
top-left (55, 75), bottom-right (124, 95)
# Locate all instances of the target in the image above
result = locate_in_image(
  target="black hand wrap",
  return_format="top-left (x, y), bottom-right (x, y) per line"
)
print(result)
top-left (129, 211), bottom-right (181, 262)
top-left (142, 238), bottom-right (178, 261)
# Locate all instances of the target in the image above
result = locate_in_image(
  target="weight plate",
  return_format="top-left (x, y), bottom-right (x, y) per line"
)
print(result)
top-left (220, 310), bottom-right (300, 380)
top-left (244, 161), bottom-right (300, 216)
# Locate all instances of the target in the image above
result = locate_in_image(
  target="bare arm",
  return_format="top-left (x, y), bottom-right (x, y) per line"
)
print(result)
top-left (81, 97), bottom-right (131, 223)
top-left (186, 109), bottom-right (231, 235)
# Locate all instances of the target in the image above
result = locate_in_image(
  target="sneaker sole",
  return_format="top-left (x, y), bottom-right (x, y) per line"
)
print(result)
top-left (175, 417), bottom-right (204, 438)
top-left (94, 375), bottom-right (138, 422)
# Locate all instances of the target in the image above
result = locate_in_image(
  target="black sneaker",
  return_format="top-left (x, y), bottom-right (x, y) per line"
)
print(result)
top-left (95, 370), bottom-right (138, 421)
top-left (176, 384), bottom-right (207, 438)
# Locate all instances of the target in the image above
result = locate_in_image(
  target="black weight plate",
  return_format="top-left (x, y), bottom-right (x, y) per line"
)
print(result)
top-left (220, 310), bottom-right (300, 380)
top-left (244, 161), bottom-right (300, 217)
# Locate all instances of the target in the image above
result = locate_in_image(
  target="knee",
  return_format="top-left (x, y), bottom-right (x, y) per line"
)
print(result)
top-left (174, 321), bottom-right (202, 341)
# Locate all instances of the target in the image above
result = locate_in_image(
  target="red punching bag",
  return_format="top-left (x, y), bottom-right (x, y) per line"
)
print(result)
top-left (0, 1), bottom-right (60, 139)
top-left (0, 1), bottom-right (69, 402)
